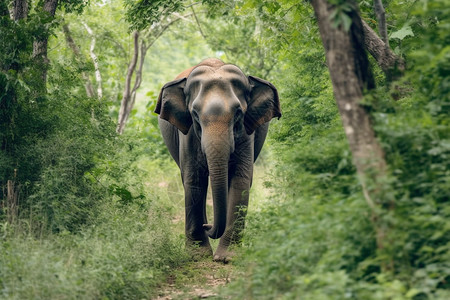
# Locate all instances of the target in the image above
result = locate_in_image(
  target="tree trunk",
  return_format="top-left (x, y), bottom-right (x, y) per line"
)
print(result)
top-left (6, 179), bottom-right (19, 224)
top-left (12, 0), bottom-right (28, 20)
top-left (311, 0), bottom-right (391, 264)
top-left (32, 0), bottom-right (58, 85)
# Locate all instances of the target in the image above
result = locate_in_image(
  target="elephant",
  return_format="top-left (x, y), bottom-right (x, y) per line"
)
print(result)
top-left (155, 58), bottom-right (281, 262)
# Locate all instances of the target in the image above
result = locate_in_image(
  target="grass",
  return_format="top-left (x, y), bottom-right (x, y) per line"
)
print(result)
top-left (0, 198), bottom-right (189, 300)
top-left (0, 152), bottom-right (189, 299)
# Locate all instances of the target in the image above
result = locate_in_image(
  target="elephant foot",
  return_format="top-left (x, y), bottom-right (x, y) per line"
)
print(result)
top-left (186, 240), bottom-right (213, 261)
top-left (213, 247), bottom-right (234, 264)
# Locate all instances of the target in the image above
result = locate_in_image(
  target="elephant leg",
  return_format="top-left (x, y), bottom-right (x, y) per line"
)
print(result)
top-left (178, 130), bottom-right (212, 258)
top-left (214, 176), bottom-right (251, 262)
top-left (182, 170), bottom-right (212, 259)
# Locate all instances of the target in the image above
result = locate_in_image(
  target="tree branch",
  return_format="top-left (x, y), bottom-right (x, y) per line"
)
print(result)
top-left (144, 12), bottom-right (199, 52)
top-left (190, 6), bottom-right (206, 39)
top-left (62, 23), bottom-right (95, 98)
top-left (362, 19), bottom-right (404, 75)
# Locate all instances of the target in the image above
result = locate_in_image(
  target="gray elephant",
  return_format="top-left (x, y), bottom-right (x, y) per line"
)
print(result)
top-left (155, 58), bottom-right (281, 262)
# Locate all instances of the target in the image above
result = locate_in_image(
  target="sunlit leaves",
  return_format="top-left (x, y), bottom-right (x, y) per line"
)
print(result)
top-left (124, 0), bottom-right (184, 30)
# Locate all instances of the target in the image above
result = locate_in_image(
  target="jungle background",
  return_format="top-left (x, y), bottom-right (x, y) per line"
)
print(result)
top-left (1, 0), bottom-right (449, 299)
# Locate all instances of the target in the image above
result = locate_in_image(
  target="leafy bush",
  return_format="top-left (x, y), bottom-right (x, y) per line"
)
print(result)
top-left (0, 195), bottom-right (188, 300)
top-left (1, 59), bottom-right (117, 233)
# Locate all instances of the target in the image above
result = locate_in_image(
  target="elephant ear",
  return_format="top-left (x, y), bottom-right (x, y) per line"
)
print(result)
top-left (155, 78), bottom-right (192, 135)
top-left (244, 75), bottom-right (281, 135)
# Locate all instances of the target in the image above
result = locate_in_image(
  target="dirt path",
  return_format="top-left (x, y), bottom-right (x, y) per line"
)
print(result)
top-left (155, 260), bottom-right (233, 299)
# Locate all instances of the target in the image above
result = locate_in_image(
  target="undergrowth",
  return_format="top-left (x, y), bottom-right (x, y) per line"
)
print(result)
top-left (0, 130), bottom-right (189, 299)
top-left (0, 196), bottom-right (188, 299)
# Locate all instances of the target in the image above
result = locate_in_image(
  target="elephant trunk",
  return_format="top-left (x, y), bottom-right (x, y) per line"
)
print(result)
top-left (202, 126), bottom-right (232, 239)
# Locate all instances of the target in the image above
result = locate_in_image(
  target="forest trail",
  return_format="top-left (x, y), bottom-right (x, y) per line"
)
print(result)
top-left (155, 260), bottom-right (233, 299)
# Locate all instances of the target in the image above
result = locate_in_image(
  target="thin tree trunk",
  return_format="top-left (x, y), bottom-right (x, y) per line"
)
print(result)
top-left (369, 0), bottom-right (405, 83)
top-left (117, 31), bottom-right (139, 134)
top-left (83, 22), bottom-right (103, 99)
top-left (373, 0), bottom-right (389, 47)
top-left (32, 0), bottom-right (58, 85)
top-left (122, 40), bottom-right (147, 127)
top-left (6, 179), bottom-right (19, 224)
top-left (311, 0), bottom-right (391, 264)
top-left (62, 23), bottom-right (95, 98)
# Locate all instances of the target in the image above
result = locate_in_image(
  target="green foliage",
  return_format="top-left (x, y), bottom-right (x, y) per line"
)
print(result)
top-left (1, 49), bottom-right (115, 231)
top-left (125, 0), bottom-right (184, 30)
top-left (60, 0), bottom-right (90, 14)
top-left (390, 25), bottom-right (414, 41)
top-left (0, 195), bottom-right (188, 299)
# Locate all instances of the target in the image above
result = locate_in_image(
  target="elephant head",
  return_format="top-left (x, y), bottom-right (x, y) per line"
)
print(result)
top-left (155, 60), bottom-right (281, 239)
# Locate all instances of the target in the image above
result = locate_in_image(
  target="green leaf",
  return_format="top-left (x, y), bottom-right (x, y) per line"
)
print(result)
top-left (405, 288), bottom-right (421, 298)
top-left (390, 25), bottom-right (414, 40)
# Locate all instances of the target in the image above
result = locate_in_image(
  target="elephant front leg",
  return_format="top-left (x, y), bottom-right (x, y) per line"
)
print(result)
top-left (184, 181), bottom-right (213, 259)
top-left (213, 176), bottom-right (250, 262)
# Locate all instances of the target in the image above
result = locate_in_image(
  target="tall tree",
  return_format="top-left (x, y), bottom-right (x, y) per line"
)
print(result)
top-left (311, 0), bottom-right (391, 259)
